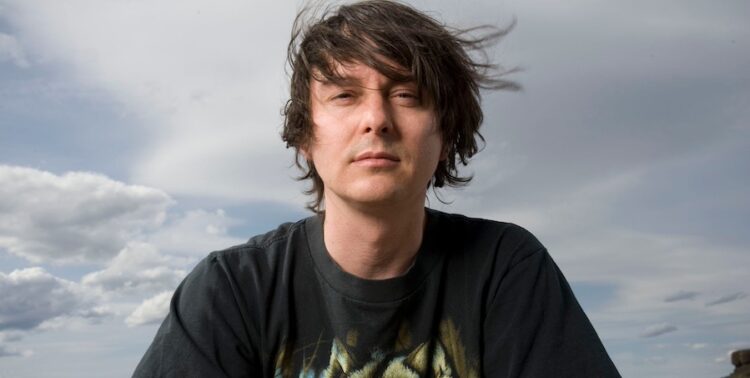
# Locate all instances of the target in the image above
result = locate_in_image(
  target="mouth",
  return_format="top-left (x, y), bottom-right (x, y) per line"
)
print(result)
top-left (354, 151), bottom-right (400, 162)
top-left (353, 151), bottom-right (400, 167)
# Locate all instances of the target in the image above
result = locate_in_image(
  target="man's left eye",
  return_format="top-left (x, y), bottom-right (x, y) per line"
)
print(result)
top-left (392, 91), bottom-right (421, 106)
top-left (394, 92), bottom-right (416, 98)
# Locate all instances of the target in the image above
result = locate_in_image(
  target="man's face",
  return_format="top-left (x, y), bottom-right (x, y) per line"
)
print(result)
top-left (304, 61), bottom-right (444, 210)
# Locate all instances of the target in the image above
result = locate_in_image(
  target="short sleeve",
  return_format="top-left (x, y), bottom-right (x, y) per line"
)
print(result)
top-left (482, 246), bottom-right (620, 377)
top-left (132, 253), bottom-right (258, 377)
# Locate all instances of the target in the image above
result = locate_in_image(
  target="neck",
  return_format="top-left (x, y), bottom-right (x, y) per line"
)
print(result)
top-left (322, 196), bottom-right (426, 280)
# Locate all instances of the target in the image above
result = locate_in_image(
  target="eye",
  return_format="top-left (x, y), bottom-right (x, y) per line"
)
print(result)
top-left (330, 91), bottom-right (356, 104)
top-left (391, 90), bottom-right (421, 106)
top-left (394, 92), bottom-right (416, 98)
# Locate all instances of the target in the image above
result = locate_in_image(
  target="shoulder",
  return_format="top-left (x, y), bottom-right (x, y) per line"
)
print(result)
top-left (207, 217), bottom-right (310, 264)
top-left (182, 217), bottom-right (313, 291)
top-left (176, 216), bottom-right (315, 312)
top-left (427, 208), bottom-right (545, 263)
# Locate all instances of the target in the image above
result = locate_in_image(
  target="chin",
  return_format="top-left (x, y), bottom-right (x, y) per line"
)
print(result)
top-left (346, 187), bottom-right (425, 208)
top-left (326, 177), bottom-right (427, 208)
top-left (330, 184), bottom-right (398, 205)
top-left (346, 190), bottom-right (401, 205)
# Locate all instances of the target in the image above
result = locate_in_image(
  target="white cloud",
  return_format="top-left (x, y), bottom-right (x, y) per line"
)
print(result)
top-left (641, 323), bottom-right (678, 338)
top-left (125, 291), bottom-right (172, 327)
top-left (77, 306), bottom-right (115, 320)
top-left (78, 208), bottom-right (244, 302)
top-left (0, 32), bottom-right (29, 68)
top-left (0, 165), bottom-right (172, 264)
top-left (0, 267), bottom-right (94, 331)
top-left (147, 209), bottom-right (245, 257)
top-left (81, 242), bottom-right (186, 296)
top-left (78, 208), bottom-right (243, 301)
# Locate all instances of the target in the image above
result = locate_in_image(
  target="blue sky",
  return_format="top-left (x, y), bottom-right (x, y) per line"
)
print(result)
top-left (1, 0), bottom-right (748, 376)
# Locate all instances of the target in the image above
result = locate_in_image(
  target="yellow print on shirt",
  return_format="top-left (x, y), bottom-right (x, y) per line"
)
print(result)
top-left (274, 319), bottom-right (478, 378)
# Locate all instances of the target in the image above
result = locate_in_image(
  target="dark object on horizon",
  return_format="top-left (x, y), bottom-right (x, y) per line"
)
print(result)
top-left (726, 349), bottom-right (750, 378)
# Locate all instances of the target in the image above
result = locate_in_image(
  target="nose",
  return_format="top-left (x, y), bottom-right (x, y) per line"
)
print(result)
top-left (359, 93), bottom-right (392, 135)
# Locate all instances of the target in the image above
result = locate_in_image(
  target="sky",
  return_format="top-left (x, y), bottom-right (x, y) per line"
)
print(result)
top-left (0, 0), bottom-right (748, 377)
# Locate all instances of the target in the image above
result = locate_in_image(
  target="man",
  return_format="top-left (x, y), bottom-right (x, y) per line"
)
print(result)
top-left (134, 1), bottom-right (620, 377)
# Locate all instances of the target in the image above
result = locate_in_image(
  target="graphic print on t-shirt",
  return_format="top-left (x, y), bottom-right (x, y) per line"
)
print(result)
top-left (273, 318), bottom-right (479, 377)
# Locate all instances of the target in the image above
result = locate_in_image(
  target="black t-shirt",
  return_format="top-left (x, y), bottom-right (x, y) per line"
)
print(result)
top-left (133, 209), bottom-right (620, 377)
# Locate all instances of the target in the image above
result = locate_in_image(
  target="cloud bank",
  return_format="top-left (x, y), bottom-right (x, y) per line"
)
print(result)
top-left (0, 267), bottom-right (95, 331)
top-left (81, 242), bottom-right (186, 296)
top-left (0, 165), bottom-right (247, 365)
top-left (0, 165), bottom-right (172, 264)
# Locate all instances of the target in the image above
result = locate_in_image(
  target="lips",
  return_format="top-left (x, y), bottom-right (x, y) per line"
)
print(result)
top-left (354, 151), bottom-right (400, 162)
top-left (352, 151), bottom-right (401, 168)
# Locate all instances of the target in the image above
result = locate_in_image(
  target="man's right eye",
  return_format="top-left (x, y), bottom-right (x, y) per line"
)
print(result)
top-left (329, 92), bottom-right (357, 105)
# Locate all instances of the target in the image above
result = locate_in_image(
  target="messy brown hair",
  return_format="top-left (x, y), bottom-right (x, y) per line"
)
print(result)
top-left (282, 0), bottom-right (519, 213)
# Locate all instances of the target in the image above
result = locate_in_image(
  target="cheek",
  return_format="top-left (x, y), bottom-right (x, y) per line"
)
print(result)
top-left (310, 114), bottom-right (345, 146)
top-left (423, 124), bottom-right (444, 160)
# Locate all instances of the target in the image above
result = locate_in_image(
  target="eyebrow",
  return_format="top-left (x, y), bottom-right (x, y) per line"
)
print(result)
top-left (316, 76), bottom-right (359, 87)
